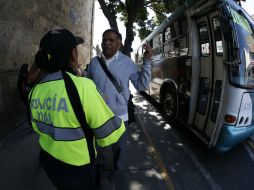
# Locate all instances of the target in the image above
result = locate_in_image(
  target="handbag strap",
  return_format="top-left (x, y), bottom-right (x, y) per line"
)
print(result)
top-left (62, 71), bottom-right (95, 162)
top-left (97, 57), bottom-right (123, 93)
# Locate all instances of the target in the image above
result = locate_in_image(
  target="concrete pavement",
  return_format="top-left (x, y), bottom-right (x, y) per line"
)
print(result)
top-left (0, 110), bottom-right (169, 190)
top-left (0, 122), bottom-right (56, 190)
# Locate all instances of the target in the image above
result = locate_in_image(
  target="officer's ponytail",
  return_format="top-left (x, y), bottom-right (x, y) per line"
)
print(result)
top-left (35, 49), bottom-right (71, 72)
top-left (35, 49), bottom-right (48, 69)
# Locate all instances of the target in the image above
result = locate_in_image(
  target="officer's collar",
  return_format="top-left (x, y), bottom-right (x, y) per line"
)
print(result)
top-left (38, 71), bottom-right (63, 84)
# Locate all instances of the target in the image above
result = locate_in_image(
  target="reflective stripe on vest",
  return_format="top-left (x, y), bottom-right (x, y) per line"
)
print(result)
top-left (93, 116), bottom-right (122, 139)
top-left (33, 119), bottom-right (85, 141)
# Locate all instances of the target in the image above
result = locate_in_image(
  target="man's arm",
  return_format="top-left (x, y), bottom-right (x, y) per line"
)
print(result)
top-left (130, 43), bottom-right (153, 91)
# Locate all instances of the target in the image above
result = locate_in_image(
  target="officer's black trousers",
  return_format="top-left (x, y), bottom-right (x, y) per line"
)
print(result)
top-left (39, 149), bottom-right (97, 190)
top-left (97, 121), bottom-right (128, 174)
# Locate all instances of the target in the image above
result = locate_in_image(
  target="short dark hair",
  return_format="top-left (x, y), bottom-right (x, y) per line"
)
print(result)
top-left (102, 29), bottom-right (122, 40)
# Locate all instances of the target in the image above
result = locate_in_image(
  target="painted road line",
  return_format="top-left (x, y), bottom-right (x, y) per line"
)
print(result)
top-left (244, 140), bottom-right (254, 161)
top-left (134, 93), bottom-right (221, 190)
top-left (246, 139), bottom-right (254, 150)
top-left (135, 113), bottom-right (175, 190)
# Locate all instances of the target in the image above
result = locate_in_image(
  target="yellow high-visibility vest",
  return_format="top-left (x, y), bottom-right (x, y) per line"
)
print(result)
top-left (29, 71), bottom-right (125, 166)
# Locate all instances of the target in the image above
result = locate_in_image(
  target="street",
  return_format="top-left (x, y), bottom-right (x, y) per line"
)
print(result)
top-left (1, 90), bottom-right (254, 190)
top-left (135, 91), bottom-right (254, 190)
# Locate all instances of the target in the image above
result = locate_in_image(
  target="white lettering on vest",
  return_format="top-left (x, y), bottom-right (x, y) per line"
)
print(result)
top-left (31, 96), bottom-right (69, 113)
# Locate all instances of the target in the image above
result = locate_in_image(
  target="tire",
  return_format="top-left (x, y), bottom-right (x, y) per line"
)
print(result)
top-left (161, 86), bottom-right (177, 120)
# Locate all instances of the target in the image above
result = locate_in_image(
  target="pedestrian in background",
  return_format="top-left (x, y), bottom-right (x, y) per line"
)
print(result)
top-left (86, 28), bottom-right (152, 176)
top-left (29, 28), bottom-right (125, 190)
top-left (17, 63), bottom-right (42, 124)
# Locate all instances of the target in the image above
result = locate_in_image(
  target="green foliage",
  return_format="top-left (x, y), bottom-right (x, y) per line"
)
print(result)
top-left (98, 0), bottom-right (183, 55)
top-left (135, 0), bottom-right (184, 40)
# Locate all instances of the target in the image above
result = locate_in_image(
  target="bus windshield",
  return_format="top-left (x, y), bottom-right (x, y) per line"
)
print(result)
top-left (227, 6), bottom-right (254, 88)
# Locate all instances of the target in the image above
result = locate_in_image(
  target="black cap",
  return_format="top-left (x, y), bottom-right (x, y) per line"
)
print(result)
top-left (36, 28), bottom-right (84, 71)
top-left (39, 28), bottom-right (84, 58)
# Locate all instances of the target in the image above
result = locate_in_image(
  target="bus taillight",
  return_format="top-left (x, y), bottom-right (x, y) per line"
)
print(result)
top-left (224, 115), bottom-right (237, 123)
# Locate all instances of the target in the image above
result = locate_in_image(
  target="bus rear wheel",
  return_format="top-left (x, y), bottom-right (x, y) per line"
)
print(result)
top-left (161, 87), bottom-right (177, 120)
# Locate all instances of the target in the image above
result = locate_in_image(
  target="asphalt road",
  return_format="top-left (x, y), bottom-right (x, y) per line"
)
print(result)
top-left (134, 91), bottom-right (254, 190)
top-left (1, 89), bottom-right (254, 190)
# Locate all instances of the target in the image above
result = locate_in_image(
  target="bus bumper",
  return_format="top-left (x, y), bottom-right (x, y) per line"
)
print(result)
top-left (215, 124), bottom-right (254, 153)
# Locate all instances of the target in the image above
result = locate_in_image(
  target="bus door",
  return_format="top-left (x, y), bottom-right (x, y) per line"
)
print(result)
top-left (193, 10), bottom-right (224, 143)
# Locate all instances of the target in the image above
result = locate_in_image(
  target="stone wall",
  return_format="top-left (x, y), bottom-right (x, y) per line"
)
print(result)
top-left (0, 0), bottom-right (94, 139)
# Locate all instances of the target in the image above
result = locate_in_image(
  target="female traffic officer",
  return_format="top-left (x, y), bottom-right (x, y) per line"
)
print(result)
top-left (29, 28), bottom-right (125, 190)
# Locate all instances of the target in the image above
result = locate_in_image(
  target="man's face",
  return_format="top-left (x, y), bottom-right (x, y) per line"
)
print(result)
top-left (101, 31), bottom-right (121, 59)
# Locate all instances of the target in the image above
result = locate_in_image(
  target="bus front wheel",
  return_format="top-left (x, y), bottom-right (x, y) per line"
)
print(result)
top-left (161, 87), bottom-right (177, 121)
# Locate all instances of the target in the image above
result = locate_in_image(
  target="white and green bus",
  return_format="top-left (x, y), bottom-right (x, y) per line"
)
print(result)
top-left (135, 0), bottom-right (254, 152)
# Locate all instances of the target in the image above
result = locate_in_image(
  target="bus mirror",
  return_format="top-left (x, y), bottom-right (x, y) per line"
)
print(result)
top-left (219, 16), bottom-right (233, 42)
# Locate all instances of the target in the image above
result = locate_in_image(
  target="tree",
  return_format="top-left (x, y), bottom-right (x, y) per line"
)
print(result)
top-left (97, 0), bottom-right (184, 56)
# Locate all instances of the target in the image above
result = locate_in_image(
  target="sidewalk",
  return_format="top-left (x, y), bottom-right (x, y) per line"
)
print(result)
top-left (0, 122), bottom-right (56, 190)
top-left (0, 116), bottom-right (168, 190)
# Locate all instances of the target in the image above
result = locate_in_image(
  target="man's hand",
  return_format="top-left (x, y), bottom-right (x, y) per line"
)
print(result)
top-left (143, 43), bottom-right (153, 60)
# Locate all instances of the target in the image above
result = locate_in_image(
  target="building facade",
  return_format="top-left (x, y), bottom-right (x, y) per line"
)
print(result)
top-left (0, 0), bottom-right (95, 139)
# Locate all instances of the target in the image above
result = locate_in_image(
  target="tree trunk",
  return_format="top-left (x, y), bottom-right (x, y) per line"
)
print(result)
top-left (98, 0), bottom-right (145, 56)
top-left (122, 22), bottom-right (134, 57)
top-left (98, 0), bottom-right (119, 31)
top-left (122, 0), bottom-right (145, 56)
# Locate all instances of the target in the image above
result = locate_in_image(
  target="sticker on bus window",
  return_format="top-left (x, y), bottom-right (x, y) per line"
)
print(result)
top-left (227, 6), bottom-right (252, 33)
top-left (216, 41), bottom-right (223, 53)
top-left (201, 43), bottom-right (210, 55)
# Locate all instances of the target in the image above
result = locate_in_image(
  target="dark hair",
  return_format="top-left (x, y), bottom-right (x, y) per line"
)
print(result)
top-left (102, 29), bottom-right (122, 40)
top-left (35, 28), bottom-right (84, 72)
top-left (35, 48), bottom-right (71, 72)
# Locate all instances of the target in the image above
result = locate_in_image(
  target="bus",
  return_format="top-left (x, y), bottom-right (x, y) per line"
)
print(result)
top-left (135, 0), bottom-right (254, 152)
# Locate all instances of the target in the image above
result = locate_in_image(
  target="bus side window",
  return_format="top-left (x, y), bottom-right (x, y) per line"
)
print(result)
top-left (198, 22), bottom-right (210, 56)
top-left (179, 17), bottom-right (188, 56)
top-left (153, 33), bottom-right (163, 60)
top-left (153, 33), bottom-right (162, 48)
top-left (164, 22), bottom-right (180, 57)
top-left (164, 17), bottom-right (188, 58)
top-left (165, 27), bottom-right (171, 41)
top-left (213, 17), bottom-right (223, 55)
top-left (173, 21), bottom-right (180, 56)
top-left (164, 26), bottom-right (173, 57)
